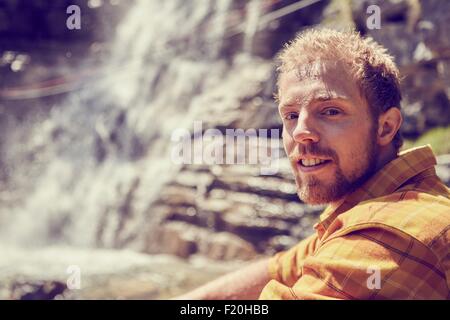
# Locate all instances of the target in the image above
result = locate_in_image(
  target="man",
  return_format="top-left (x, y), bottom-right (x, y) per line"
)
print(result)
top-left (175, 28), bottom-right (450, 300)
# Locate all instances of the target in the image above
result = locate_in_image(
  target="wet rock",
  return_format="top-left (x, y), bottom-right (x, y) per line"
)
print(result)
top-left (351, 0), bottom-right (450, 138)
top-left (419, 0), bottom-right (450, 53)
top-left (153, 222), bottom-right (199, 259)
top-left (211, 175), bottom-right (298, 201)
top-left (146, 221), bottom-right (257, 260)
top-left (9, 280), bottom-right (67, 300)
top-left (371, 24), bottom-right (420, 66)
top-left (157, 185), bottom-right (199, 207)
top-left (221, 208), bottom-right (291, 238)
top-left (160, 205), bottom-right (203, 227)
top-left (199, 232), bottom-right (257, 261)
top-left (423, 90), bottom-right (450, 127)
top-left (149, 138), bottom-right (325, 259)
top-left (198, 198), bottom-right (232, 214)
top-left (174, 171), bottom-right (214, 190)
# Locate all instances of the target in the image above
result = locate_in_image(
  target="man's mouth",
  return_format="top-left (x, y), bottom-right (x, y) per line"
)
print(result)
top-left (300, 158), bottom-right (330, 167)
top-left (297, 157), bottom-right (332, 172)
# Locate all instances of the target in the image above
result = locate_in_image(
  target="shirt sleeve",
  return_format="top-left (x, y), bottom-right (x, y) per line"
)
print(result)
top-left (261, 227), bottom-right (448, 300)
top-left (267, 233), bottom-right (319, 287)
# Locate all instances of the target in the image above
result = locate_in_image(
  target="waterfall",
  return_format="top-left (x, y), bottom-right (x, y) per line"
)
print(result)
top-left (0, 0), bottom-right (273, 250)
top-left (243, 0), bottom-right (263, 54)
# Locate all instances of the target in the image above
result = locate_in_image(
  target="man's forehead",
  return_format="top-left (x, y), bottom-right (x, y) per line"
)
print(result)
top-left (279, 86), bottom-right (339, 108)
top-left (294, 60), bottom-right (328, 80)
top-left (280, 60), bottom-right (352, 83)
top-left (277, 60), bottom-right (362, 106)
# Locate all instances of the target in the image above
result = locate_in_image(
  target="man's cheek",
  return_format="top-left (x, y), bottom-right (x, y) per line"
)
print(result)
top-left (282, 128), bottom-right (289, 143)
top-left (282, 138), bottom-right (294, 156)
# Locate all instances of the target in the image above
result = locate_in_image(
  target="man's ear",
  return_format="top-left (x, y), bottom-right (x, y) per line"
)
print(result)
top-left (377, 107), bottom-right (403, 146)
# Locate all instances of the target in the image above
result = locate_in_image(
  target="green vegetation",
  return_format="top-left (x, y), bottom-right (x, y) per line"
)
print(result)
top-left (402, 126), bottom-right (450, 155)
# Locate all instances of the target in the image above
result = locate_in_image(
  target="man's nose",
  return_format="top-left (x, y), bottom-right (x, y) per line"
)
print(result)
top-left (292, 114), bottom-right (319, 144)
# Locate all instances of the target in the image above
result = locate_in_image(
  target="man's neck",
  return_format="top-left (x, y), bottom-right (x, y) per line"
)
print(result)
top-left (375, 144), bottom-right (398, 172)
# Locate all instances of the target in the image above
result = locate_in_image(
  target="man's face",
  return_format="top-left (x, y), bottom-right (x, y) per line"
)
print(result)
top-left (278, 61), bottom-right (379, 205)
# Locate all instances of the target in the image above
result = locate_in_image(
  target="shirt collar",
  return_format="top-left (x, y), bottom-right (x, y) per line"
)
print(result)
top-left (314, 145), bottom-right (438, 233)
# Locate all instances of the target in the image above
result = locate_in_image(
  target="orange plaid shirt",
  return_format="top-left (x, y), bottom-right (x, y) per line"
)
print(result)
top-left (259, 145), bottom-right (450, 300)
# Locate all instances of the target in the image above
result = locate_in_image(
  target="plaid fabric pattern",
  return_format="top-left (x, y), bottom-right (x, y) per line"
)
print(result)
top-left (259, 145), bottom-right (450, 300)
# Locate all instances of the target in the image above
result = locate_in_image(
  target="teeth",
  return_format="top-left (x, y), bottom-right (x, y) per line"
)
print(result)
top-left (301, 158), bottom-right (327, 167)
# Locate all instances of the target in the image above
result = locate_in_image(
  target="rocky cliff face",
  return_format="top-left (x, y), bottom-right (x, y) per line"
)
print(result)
top-left (146, 151), bottom-right (323, 260)
top-left (352, 0), bottom-right (450, 138)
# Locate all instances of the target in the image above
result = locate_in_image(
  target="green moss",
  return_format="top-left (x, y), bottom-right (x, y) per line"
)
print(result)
top-left (402, 126), bottom-right (450, 155)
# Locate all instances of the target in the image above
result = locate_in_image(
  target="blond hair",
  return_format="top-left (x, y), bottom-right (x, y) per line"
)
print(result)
top-left (277, 28), bottom-right (403, 150)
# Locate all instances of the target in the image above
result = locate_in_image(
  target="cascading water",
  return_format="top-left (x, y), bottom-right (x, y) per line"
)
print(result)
top-left (0, 0), bottom-right (274, 251)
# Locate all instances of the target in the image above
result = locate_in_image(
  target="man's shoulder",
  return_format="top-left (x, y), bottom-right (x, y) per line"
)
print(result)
top-left (335, 190), bottom-right (450, 250)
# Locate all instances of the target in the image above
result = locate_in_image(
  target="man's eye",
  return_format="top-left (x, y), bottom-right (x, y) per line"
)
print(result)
top-left (284, 113), bottom-right (298, 120)
top-left (322, 108), bottom-right (341, 116)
